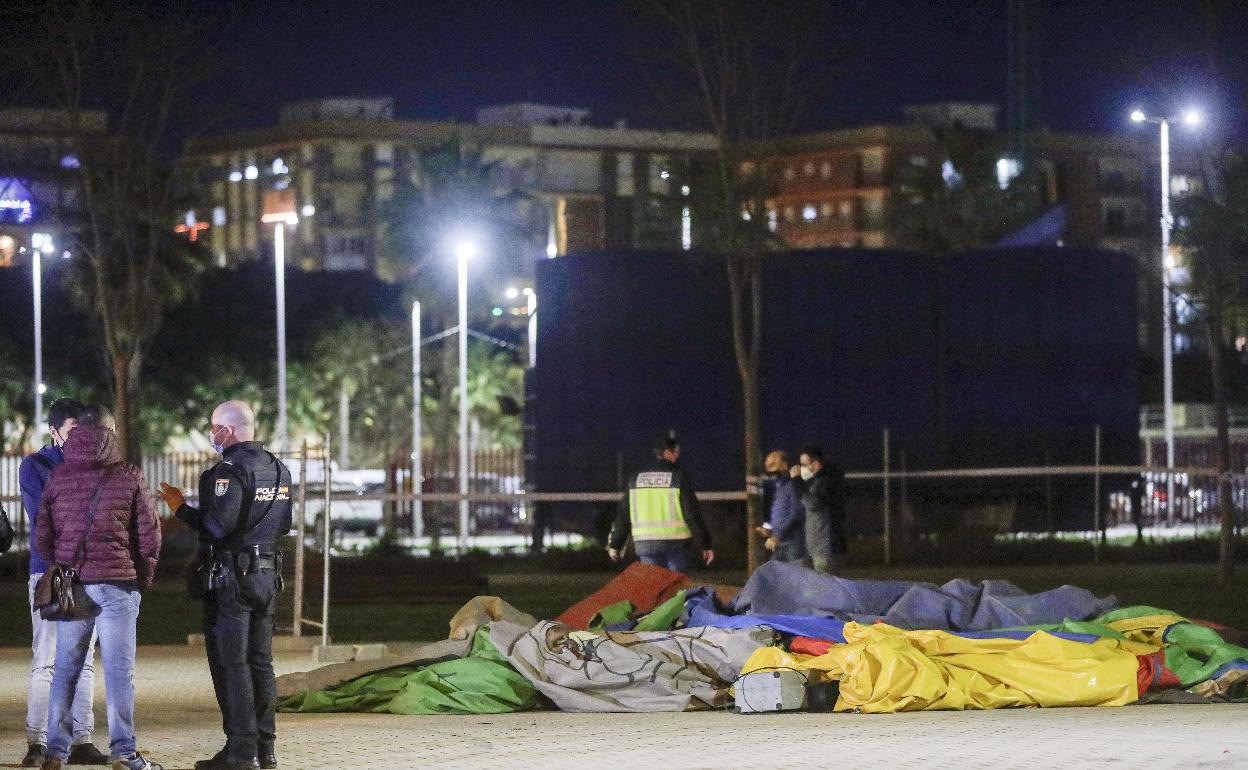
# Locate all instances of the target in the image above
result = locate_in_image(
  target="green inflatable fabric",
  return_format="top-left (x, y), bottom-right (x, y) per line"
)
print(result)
top-left (277, 626), bottom-right (540, 715)
top-left (1012, 605), bottom-right (1248, 697)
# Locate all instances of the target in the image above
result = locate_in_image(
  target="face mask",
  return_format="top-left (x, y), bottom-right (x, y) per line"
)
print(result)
top-left (800, 467), bottom-right (815, 481)
top-left (210, 427), bottom-right (229, 454)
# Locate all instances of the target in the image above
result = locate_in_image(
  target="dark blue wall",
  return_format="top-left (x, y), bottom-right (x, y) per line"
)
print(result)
top-left (531, 247), bottom-right (1138, 531)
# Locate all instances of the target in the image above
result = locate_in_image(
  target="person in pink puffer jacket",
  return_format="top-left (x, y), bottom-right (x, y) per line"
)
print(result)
top-left (35, 414), bottom-right (162, 770)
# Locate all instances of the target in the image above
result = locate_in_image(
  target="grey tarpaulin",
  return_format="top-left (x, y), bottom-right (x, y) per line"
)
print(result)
top-left (490, 620), bottom-right (776, 712)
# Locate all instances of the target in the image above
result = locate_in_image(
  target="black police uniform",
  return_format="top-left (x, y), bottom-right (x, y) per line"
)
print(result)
top-left (176, 441), bottom-right (292, 768)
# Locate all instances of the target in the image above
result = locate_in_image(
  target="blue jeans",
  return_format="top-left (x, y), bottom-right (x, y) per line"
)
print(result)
top-left (634, 539), bottom-right (692, 573)
top-left (27, 573), bottom-right (96, 746)
top-left (46, 582), bottom-right (141, 761)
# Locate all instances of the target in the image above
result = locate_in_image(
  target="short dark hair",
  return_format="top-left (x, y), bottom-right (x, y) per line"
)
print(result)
top-left (800, 445), bottom-right (824, 462)
top-left (77, 404), bottom-right (116, 429)
top-left (653, 436), bottom-right (680, 457)
top-left (47, 398), bottom-right (85, 430)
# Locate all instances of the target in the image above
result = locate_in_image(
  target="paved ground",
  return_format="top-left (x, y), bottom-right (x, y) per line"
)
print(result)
top-left (2, 644), bottom-right (1246, 769)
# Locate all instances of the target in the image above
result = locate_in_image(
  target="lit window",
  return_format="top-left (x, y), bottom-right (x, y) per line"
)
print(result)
top-left (244, 165), bottom-right (259, 180)
top-left (996, 158), bottom-right (1021, 190)
top-left (941, 160), bottom-right (963, 189)
top-left (212, 206), bottom-right (226, 226)
top-left (680, 206), bottom-right (692, 250)
top-left (272, 157), bottom-right (288, 175)
top-left (741, 209), bottom-right (752, 221)
top-left (783, 206), bottom-right (795, 222)
top-left (820, 202), bottom-right (834, 218)
top-left (60, 155), bottom-right (80, 169)
top-left (680, 184), bottom-right (690, 196)
top-left (803, 161), bottom-right (815, 176)
top-left (820, 160), bottom-right (832, 178)
top-left (1172, 175), bottom-right (1191, 195)
top-left (839, 200), bottom-right (853, 217)
top-left (909, 155), bottom-right (928, 168)
top-left (228, 170), bottom-right (243, 182)
top-left (767, 208), bottom-right (778, 232)
top-left (802, 204), bottom-right (817, 221)
top-left (783, 167), bottom-right (795, 181)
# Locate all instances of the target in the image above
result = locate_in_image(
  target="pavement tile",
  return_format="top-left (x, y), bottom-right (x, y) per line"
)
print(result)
top-left (2, 644), bottom-right (1246, 769)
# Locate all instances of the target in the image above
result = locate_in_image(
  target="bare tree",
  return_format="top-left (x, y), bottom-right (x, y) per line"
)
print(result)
top-left (2, 1), bottom-right (222, 459)
top-left (635, 0), bottom-right (836, 571)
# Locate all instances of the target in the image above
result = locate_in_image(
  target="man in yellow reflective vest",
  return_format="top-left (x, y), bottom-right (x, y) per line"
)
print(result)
top-left (607, 437), bottom-right (713, 572)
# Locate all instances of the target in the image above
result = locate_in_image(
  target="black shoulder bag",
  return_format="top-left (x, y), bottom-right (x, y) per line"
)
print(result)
top-left (33, 469), bottom-right (113, 621)
top-left (0, 505), bottom-right (13, 553)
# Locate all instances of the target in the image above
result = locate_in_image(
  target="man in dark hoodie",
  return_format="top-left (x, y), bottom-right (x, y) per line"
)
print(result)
top-left (17, 398), bottom-right (108, 768)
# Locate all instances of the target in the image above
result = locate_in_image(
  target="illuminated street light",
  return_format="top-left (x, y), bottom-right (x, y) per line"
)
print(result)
top-left (1130, 105), bottom-right (1203, 525)
top-left (505, 287), bottom-right (519, 300)
top-left (453, 236), bottom-right (475, 549)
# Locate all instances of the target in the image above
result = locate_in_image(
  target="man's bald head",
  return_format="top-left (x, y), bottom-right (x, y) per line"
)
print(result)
top-left (211, 400), bottom-right (256, 446)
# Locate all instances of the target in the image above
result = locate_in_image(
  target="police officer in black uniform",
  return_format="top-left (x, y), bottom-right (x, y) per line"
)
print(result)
top-left (159, 401), bottom-right (291, 770)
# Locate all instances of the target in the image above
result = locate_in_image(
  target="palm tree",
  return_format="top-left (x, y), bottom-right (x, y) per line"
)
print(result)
top-left (1174, 152), bottom-right (1248, 586)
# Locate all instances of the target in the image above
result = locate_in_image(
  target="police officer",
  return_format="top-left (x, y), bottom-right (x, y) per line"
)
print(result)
top-left (607, 436), bottom-right (713, 572)
top-left (158, 401), bottom-right (291, 770)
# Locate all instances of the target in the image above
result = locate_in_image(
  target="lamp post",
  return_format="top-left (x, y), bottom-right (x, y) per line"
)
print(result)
top-left (262, 190), bottom-right (301, 453)
top-left (411, 300), bottom-right (423, 538)
top-left (1131, 107), bottom-right (1201, 526)
top-left (32, 245), bottom-right (42, 443)
top-left (30, 233), bottom-right (54, 445)
top-left (455, 240), bottom-right (475, 551)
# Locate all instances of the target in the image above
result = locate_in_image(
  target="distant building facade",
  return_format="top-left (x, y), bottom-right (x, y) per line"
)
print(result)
top-left (0, 108), bottom-right (107, 267)
top-left (754, 102), bottom-right (1204, 351)
top-left (176, 99), bottom-right (717, 282)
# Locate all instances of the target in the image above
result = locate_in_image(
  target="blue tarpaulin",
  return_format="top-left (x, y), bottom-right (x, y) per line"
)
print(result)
top-left (695, 561), bottom-right (1118, 638)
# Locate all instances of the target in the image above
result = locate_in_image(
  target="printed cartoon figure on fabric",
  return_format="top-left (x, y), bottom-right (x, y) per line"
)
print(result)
top-left (158, 400), bottom-right (292, 770)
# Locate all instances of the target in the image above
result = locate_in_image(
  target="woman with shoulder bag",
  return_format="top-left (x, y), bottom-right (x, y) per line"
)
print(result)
top-left (34, 420), bottom-right (163, 770)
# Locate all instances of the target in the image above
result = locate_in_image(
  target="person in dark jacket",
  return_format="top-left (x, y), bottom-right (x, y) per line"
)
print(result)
top-left (35, 417), bottom-right (162, 770)
top-left (762, 451), bottom-right (809, 565)
top-left (158, 400), bottom-right (292, 770)
top-left (17, 398), bottom-right (107, 768)
top-left (798, 445), bottom-right (846, 574)
top-left (607, 437), bottom-right (713, 572)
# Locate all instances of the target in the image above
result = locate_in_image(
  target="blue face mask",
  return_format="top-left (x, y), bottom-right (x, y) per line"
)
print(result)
top-left (210, 426), bottom-right (230, 454)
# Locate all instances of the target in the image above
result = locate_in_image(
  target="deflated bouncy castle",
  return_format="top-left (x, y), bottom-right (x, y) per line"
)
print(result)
top-left (275, 563), bottom-right (1248, 715)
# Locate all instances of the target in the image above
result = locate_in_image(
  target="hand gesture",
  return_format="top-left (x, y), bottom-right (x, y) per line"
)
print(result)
top-left (157, 482), bottom-right (185, 512)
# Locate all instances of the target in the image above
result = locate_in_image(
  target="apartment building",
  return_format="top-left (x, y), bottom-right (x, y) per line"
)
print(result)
top-left (177, 99), bottom-right (717, 280)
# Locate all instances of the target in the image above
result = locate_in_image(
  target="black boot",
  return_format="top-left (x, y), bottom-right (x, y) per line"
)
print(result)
top-left (257, 745), bottom-right (276, 770)
top-left (194, 752), bottom-right (259, 770)
top-left (68, 743), bottom-right (111, 765)
top-left (23, 744), bottom-right (47, 768)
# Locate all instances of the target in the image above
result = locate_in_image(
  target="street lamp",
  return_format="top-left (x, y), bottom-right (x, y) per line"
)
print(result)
top-left (261, 205), bottom-right (299, 452)
top-left (1131, 106), bottom-right (1202, 525)
top-left (454, 239), bottom-right (476, 550)
top-left (30, 232), bottom-right (55, 445)
top-left (411, 300), bottom-right (423, 539)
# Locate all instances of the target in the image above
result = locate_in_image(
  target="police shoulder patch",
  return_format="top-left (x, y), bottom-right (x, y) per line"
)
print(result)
top-left (214, 478), bottom-right (230, 497)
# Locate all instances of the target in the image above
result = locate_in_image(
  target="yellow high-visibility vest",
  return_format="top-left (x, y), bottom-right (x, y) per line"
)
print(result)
top-left (629, 470), bottom-right (692, 541)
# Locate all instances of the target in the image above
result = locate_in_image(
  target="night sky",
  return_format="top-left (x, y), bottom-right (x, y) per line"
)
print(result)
top-left (198, 0), bottom-right (1247, 142)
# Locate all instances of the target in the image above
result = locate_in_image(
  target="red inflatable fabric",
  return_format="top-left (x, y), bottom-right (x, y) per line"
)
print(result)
top-left (555, 562), bottom-right (693, 630)
top-left (790, 637), bottom-right (835, 656)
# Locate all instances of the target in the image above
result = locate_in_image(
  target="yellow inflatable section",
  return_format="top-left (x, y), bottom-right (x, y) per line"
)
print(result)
top-left (740, 623), bottom-right (1150, 712)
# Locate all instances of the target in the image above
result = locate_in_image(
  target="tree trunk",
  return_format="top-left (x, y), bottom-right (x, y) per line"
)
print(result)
top-left (728, 257), bottom-right (764, 574)
top-left (1207, 310), bottom-right (1236, 586)
top-left (111, 352), bottom-right (140, 463)
top-left (741, 365), bottom-right (763, 572)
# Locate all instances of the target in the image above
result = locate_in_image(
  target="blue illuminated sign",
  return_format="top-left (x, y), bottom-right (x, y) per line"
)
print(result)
top-left (0, 178), bottom-right (36, 224)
